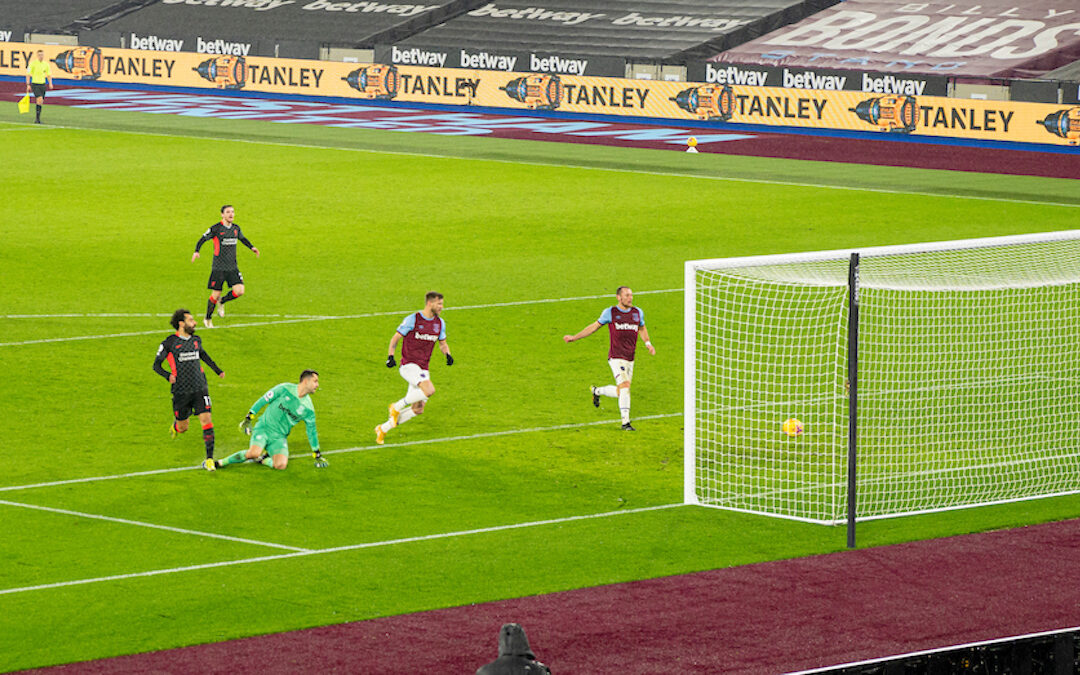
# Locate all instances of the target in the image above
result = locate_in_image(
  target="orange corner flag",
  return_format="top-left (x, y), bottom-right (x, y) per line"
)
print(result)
top-left (17, 95), bottom-right (30, 114)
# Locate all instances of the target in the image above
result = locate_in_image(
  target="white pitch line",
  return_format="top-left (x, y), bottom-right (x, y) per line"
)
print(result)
top-left (38, 120), bottom-right (1080, 210)
top-left (0, 312), bottom-right (330, 319)
top-left (0, 498), bottom-right (309, 552)
top-left (0, 503), bottom-right (683, 596)
top-left (0, 412), bottom-right (682, 494)
top-left (0, 288), bottom-right (681, 347)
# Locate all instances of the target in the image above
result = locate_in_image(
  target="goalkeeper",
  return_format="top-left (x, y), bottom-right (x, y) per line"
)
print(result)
top-left (216, 370), bottom-right (327, 470)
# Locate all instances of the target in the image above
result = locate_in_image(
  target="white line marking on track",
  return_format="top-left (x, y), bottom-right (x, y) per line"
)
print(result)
top-left (0, 288), bottom-right (681, 347)
top-left (0, 503), bottom-right (683, 596)
top-left (37, 122), bottom-right (1080, 210)
top-left (0, 412), bottom-right (682, 494)
top-left (0, 498), bottom-right (308, 551)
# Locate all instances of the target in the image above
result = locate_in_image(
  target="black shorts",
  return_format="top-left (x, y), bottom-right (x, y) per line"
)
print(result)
top-left (173, 390), bottom-right (212, 421)
top-left (30, 83), bottom-right (46, 99)
top-left (207, 269), bottom-right (243, 290)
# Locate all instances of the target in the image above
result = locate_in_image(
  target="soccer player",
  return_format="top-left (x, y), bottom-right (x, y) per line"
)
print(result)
top-left (563, 286), bottom-right (655, 430)
top-left (24, 49), bottom-right (53, 124)
top-left (192, 205), bottom-right (259, 328)
top-left (375, 292), bottom-right (453, 444)
top-left (153, 308), bottom-right (224, 471)
top-left (217, 370), bottom-right (325, 470)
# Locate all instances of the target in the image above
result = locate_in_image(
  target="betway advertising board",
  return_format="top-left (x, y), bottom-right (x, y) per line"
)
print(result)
top-left (687, 62), bottom-right (947, 96)
top-left (375, 44), bottom-right (624, 77)
top-left (714, 0), bottom-right (1080, 78)
top-left (2, 42), bottom-right (1076, 146)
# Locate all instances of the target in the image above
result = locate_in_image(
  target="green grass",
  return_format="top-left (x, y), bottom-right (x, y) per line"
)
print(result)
top-left (1, 104), bottom-right (1079, 671)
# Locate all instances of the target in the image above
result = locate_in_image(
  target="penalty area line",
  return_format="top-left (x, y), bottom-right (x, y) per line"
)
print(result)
top-left (0, 412), bottom-right (682, 494)
top-left (0, 503), bottom-right (684, 596)
top-left (0, 288), bottom-right (681, 347)
top-left (0, 499), bottom-right (308, 552)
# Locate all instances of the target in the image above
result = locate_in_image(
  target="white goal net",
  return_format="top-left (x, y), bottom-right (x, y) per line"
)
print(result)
top-left (684, 230), bottom-right (1080, 525)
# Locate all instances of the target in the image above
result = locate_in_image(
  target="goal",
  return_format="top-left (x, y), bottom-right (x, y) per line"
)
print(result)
top-left (684, 230), bottom-right (1080, 531)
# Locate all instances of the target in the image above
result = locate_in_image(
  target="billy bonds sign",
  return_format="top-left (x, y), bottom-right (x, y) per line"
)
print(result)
top-left (2, 42), bottom-right (1077, 146)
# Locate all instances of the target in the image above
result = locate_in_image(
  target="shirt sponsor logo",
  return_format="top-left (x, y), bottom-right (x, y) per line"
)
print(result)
top-left (413, 333), bottom-right (439, 342)
top-left (614, 322), bottom-right (640, 331)
top-left (178, 351), bottom-right (201, 361)
top-left (130, 33), bottom-right (185, 51)
top-left (221, 237), bottom-right (239, 244)
top-left (392, 45), bottom-right (446, 67)
top-left (197, 37), bottom-right (251, 56)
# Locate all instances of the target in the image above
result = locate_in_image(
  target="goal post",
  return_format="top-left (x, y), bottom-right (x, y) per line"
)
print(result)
top-left (685, 230), bottom-right (1080, 528)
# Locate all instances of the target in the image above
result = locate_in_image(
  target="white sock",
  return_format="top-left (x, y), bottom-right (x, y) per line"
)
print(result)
top-left (397, 408), bottom-right (417, 426)
top-left (393, 399), bottom-right (410, 413)
top-left (618, 388), bottom-right (631, 424)
top-left (404, 388), bottom-right (428, 406)
top-left (596, 385), bottom-right (618, 398)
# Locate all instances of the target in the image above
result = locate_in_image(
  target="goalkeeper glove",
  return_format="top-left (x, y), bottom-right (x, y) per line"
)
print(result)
top-left (446, 354), bottom-right (454, 366)
top-left (313, 450), bottom-right (328, 468)
top-left (386, 355), bottom-right (396, 368)
top-left (239, 413), bottom-right (254, 436)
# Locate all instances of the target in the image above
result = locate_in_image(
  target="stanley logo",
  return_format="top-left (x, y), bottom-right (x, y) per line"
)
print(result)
top-left (850, 95), bottom-right (918, 133)
top-left (669, 85), bottom-right (734, 122)
top-left (52, 47), bottom-right (102, 80)
top-left (193, 56), bottom-right (246, 90)
top-left (1037, 108), bottom-right (1080, 145)
top-left (500, 74), bottom-right (562, 110)
top-left (342, 64), bottom-right (399, 100)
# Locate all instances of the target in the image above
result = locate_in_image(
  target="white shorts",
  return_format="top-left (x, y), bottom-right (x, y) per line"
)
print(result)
top-left (399, 362), bottom-right (431, 388)
top-left (608, 358), bottom-right (634, 385)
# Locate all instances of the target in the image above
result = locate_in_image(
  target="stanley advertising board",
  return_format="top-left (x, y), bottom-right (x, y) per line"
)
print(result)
top-left (2, 42), bottom-right (1077, 147)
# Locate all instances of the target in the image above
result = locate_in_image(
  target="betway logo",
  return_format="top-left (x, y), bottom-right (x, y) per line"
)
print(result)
top-left (460, 50), bottom-right (516, 71)
top-left (783, 69), bottom-right (846, 90)
top-left (862, 73), bottom-right (926, 95)
top-left (392, 46), bottom-right (446, 67)
top-left (413, 333), bottom-right (439, 342)
top-left (162, 0), bottom-right (293, 10)
top-left (197, 37), bottom-right (251, 55)
top-left (130, 33), bottom-right (185, 51)
top-left (614, 322), bottom-right (639, 331)
top-left (0, 31), bottom-right (13, 42)
top-left (705, 64), bottom-right (768, 86)
top-left (530, 53), bottom-right (588, 75)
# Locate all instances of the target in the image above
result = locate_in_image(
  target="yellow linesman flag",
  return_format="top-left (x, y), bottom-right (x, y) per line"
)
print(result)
top-left (18, 95), bottom-right (30, 114)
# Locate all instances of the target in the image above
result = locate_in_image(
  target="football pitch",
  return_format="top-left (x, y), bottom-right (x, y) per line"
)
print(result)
top-left (1, 105), bottom-right (1079, 671)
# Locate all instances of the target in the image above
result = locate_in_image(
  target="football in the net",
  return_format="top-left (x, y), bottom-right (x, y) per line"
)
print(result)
top-left (782, 418), bottom-right (803, 436)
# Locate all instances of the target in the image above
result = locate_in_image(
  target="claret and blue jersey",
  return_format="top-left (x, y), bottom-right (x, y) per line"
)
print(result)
top-left (397, 312), bottom-right (446, 369)
top-left (598, 305), bottom-right (645, 361)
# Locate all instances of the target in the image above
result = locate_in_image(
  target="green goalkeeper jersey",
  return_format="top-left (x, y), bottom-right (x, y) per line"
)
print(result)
top-left (249, 383), bottom-right (319, 451)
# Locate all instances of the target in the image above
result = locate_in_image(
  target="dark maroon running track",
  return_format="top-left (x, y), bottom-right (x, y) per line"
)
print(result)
top-left (22, 518), bottom-right (1080, 674)
top-left (4, 80), bottom-right (1079, 179)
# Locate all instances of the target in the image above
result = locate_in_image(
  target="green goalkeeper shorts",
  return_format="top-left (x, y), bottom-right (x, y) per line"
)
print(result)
top-left (250, 425), bottom-right (289, 456)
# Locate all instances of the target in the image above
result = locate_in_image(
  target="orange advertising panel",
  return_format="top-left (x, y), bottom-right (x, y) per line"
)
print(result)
top-left (2, 42), bottom-right (1076, 146)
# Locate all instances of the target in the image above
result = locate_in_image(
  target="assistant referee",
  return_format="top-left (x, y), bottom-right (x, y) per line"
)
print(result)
top-left (25, 50), bottom-right (53, 124)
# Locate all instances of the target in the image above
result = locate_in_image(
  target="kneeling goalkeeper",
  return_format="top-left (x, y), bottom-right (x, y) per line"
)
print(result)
top-left (217, 369), bottom-right (327, 470)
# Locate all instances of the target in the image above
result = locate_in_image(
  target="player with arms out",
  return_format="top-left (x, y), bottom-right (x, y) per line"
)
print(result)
top-left (192, 205), bottom-right (259, 328)
top-left (375, 292), bottom-right (453, 444)
top-left (153, 308), bottom-right (224, 471)
top-left (218, 370), bottom-right (326, 471)
top-left (563, 286), bottom-right (655, 430)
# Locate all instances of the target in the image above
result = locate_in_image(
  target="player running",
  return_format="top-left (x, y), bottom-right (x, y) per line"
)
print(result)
top-left (153, 308), bottom-right (224, 471)
top-left (217, 370), bottom-right (325, 471)
top-left (375, 292), bottom-right (453, 444)
top-left (192, 205), bottom-right (259, 328)
top-left (563, 286), bottom-right (655, 430)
